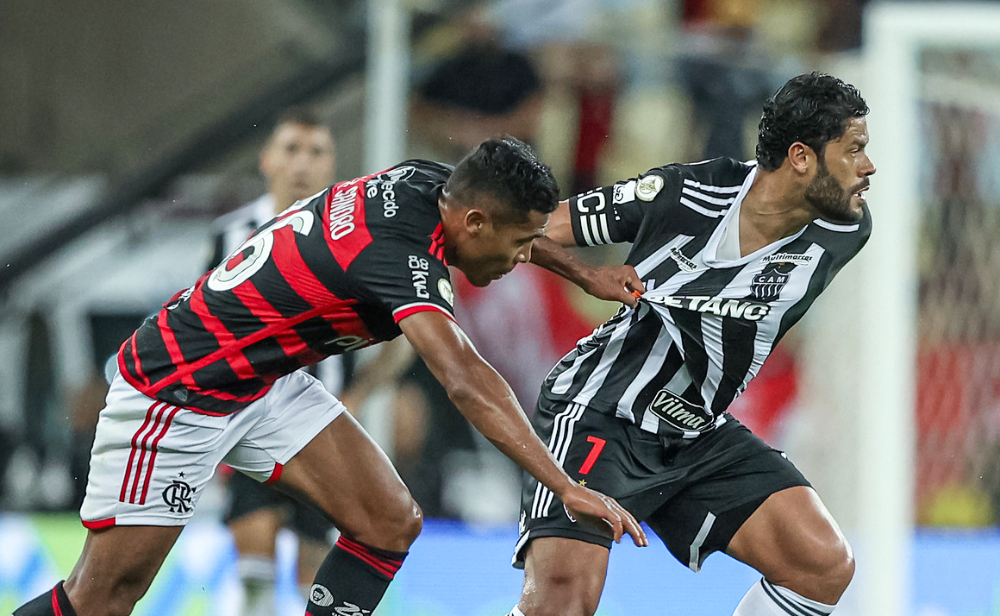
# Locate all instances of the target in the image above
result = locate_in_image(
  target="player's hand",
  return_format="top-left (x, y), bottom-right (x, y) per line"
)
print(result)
top-left (581, 265), bottom-right (646, 307)
top-left (559, 483), bottom-right (648, 547)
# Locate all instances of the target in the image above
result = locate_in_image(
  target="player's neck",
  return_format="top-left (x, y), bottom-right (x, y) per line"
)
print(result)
top-left (270, 190), bottom-right (294, 215)
top-left (741, 171), bottom-right (814, 248)
top-left (437, 197), bottom-right (460, 264)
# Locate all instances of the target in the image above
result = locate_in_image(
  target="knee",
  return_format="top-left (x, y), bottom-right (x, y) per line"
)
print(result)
top-left (520, 574), bottom-right (600, 616)
top-left (800, 537), bottom-right (855, 598)
top-left (356, 492), bottom-right (423, 552)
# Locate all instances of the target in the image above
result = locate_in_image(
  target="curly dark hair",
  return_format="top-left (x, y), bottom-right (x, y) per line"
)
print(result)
top-left (756, 73), bottom-right (869, 171)
top-left (445, 137), bottom-right (559, 223)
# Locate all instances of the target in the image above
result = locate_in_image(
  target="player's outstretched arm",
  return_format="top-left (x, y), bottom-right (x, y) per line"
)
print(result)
top-left (399, 311), bottom-right (647, 547)
top-left (531, 199), bottom-right (645, 306)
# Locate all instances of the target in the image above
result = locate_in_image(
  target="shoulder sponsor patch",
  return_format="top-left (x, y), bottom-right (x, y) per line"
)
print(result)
top-left (437, 278), bottom-right (454, 306)
top-left (636, 174), bottom-right (665, 201)
top-left (613, 180), bottom-right (636, 204)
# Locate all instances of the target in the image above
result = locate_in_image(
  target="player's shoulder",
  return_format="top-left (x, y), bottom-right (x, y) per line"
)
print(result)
top-left (361, 160), bottom-right (449, 244)
top-left (807, 203), bottom-right (873, 257)
top-left (390, 159), bottom-right (453, 186)
top-left (625, 157), bottom-right (751, 201)
top-left (667, 157), bottom-right (755, 188)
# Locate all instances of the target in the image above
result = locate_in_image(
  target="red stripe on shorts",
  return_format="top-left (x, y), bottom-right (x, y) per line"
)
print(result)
top-left (120, 402), bottom-right (163, 503)
top-left (82, 517), bottom-right (117, 530)
top-left (130, 403), bottom-right (169, 504)
top-left (139, 405), bottom-right (181, 504)
top-left (264, 462), bottom-right (284, 485)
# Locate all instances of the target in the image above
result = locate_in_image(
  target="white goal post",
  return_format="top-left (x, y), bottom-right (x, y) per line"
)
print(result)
top-left (846, 5), bottom-right (1000, 616)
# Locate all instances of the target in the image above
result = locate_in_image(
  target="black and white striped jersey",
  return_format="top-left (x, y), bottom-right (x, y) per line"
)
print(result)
top-left (541, 157), bottom-right (871, 438)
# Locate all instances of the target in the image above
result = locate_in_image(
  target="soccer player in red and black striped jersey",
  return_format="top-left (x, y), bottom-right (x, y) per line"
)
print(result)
top-left (14, 137), bottom-right (647, 616)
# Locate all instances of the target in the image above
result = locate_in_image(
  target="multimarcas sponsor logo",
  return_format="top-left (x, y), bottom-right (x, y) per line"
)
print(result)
top-left (644, 295), bottom-right (771, 321)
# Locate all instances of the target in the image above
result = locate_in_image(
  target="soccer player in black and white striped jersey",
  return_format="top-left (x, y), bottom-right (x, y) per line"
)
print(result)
top-left (507, 73), bottom-right (876, 616)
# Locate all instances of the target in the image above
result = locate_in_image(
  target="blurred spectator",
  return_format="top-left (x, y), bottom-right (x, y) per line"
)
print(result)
top-left (676, 0), bottom-right (774, 160)
top-left (412, 41), bottom-right (543, 161)
top-left (814, 0), bottom-right (867, 55)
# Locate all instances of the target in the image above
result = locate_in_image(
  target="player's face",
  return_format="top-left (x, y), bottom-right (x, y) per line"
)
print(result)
top-left (805, 116), bottom-right (876, 223)
top-left (260, 123), bottom-right (336, 204)
top-left (456, 204), bottom-right (549, 287)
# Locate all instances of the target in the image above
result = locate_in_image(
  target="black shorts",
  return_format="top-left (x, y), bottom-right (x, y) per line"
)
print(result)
top-left (514, 398), bottom-right (809, 571)
top-left (224, 471), bottom-right (333, 543)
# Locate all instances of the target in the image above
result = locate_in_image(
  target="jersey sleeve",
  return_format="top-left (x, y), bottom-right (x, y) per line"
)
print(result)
top-left (351, 238), bottom-right (457, 324)
top-left (568, 166), bottom-right (682, 246)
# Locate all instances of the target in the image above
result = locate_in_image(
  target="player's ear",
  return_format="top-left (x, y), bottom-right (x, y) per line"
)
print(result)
top-left (464, 209), bottom-right (486, 236)
top-left (787, 142), bottom-right (812, 175)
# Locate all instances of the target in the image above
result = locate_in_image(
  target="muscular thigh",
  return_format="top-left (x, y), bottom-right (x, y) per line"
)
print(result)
top-left (274, 411), bottom-right (415, 544)
top-left (645, 421), bottom-right (809, 572)
top-left (725, 485), bottom-right (848, 577)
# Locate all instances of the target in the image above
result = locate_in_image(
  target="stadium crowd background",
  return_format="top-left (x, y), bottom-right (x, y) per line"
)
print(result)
top-left (1, 1), bottom-right (999, 615)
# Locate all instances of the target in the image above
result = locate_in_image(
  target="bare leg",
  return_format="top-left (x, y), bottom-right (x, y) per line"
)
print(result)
top-left (516, 538), bottom-right (610, 616)
top-left (272, 411), bottom-right (421, 615)
top-left (726, 486), bottom-right (854, 604)
top-left (62, 525), bottom-right (182, 616)
top-left (275, 411), bottom-right (422, 550)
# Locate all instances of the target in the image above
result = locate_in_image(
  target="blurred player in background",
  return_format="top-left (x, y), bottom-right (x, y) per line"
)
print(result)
top-left (507, 73), bottom-right (876, 616)
top-left (13, 137), bottom-right (646, 616)
top-left (209, 107), bottom-right (339, 615)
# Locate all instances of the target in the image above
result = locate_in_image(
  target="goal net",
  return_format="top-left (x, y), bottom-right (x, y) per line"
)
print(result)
top-left (798, 5), bottom-right (1000, 616)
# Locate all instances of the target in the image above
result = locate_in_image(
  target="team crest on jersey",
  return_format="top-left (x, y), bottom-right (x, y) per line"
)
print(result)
top-left (635, 174), bottom-right (665, 201)
top-left (437, 278), bottom-right (454, 306)
top-left (750, 261), bottom-right (798, 302)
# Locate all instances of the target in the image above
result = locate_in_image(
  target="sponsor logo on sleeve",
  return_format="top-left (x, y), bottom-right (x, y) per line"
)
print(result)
top-left (437, 278), bottom-right (454, 306)
top-left (408, 255), bottom-right (430, 299)
top-left (613, 180), bottom-right (636, 204)
top-left (635, 174), bottom-right (665, 202)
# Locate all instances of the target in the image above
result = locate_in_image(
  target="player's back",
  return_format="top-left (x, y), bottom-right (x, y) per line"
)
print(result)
top-left (118, 161), bottom-right (456, 415)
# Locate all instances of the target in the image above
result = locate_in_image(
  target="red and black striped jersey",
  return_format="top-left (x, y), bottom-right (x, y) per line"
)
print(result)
top-left (118, 160), bottom-right (457, 415)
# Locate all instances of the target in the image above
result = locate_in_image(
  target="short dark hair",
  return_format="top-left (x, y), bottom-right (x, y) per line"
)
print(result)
top-left (755, 73), bottom-right (869, 171)
top-left (445, 137), bottom-right (559, 223)
top-left (273, 106), bottom-right (327, 132)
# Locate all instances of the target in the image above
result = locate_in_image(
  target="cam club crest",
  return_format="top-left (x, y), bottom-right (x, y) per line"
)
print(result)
top-left (750, 261), bottom-right (798, 302)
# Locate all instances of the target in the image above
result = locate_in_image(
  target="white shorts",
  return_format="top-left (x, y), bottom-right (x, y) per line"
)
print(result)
top-left (80, 368), bottom-right (345, 528)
